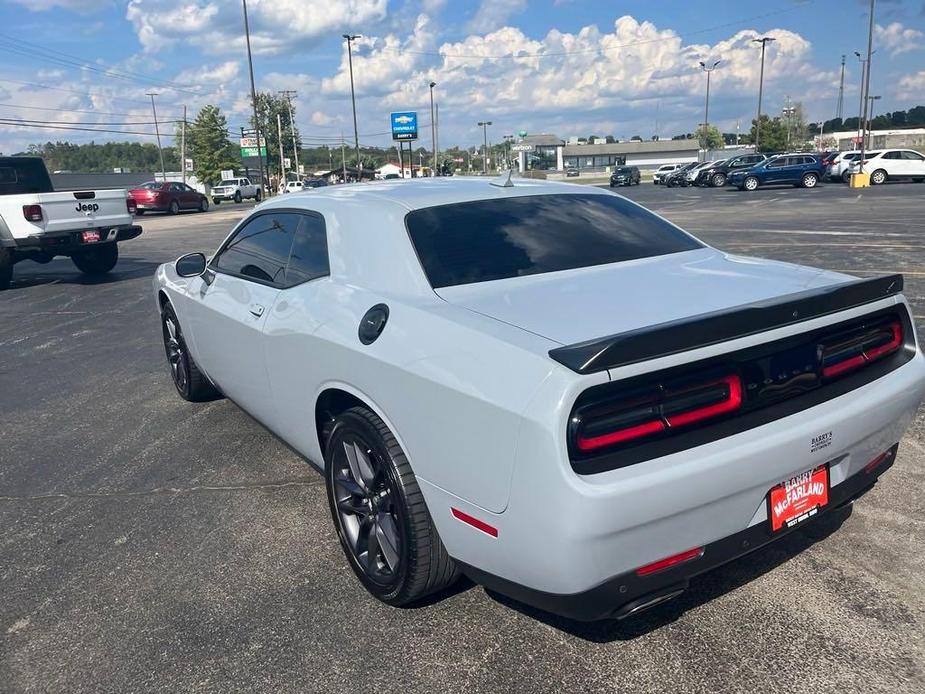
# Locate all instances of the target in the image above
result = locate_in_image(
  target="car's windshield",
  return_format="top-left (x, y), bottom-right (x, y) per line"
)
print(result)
top-left (219, 180), bottom-right (236, 186)
top-left (406, 193), bottom-right (703, 288)
top-left (613, 167), bottom-right (631, 174)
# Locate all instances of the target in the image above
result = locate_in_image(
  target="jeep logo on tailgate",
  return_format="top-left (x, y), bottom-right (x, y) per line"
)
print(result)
top-left (75, 202), bottom-right (100, 213)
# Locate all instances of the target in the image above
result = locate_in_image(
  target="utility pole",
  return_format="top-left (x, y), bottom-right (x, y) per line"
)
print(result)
top-left (782, 97), bottom-right (795, 150)
top-left (429, 81), bottom-right (437, 176)
top-left (277, 112), bottom-right (286, 188)
top-left (180, 104), bottom-right (187, 184)
top-left (343, 34), bottom-right (361, 179)
top-left (340, 132), bottom-right (346, 182)
top-left (699, 59), bottom-right (721, 161)
top-left (242, 0), bottom-right (268, 196)
top-left (477, 121), bottom-right (491, 174)
top-left (836, 55), bottom-right (846, 121)
top-left (858, 0), bottom-right (876, 174)
top-left (854, 51), bottom-right (867, 146)
top-left (752, 37), bottom-right (776, 152)
top-left (867, 94), bottom-right (881, 148)
top-left (279, 90), bottom-right (300, 177)
top-left (146, 93), bottom-right (167, 182)
top-left (435, 102), bottom-right (440, 174)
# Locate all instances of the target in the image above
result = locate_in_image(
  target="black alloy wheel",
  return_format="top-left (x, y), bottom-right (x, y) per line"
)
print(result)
top-left (325, 406), bottom-right (459, 606)
top-left (160, 304), bottom-right (220, 402)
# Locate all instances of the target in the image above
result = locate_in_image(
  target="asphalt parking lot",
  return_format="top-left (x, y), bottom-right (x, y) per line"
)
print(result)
top-left (3, 182), bottom-right (925, 693)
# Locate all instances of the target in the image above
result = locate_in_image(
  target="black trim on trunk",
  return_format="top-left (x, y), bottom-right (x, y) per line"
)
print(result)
top-left (457, 445), bottom-right (897, 622)
top-left (549, 274), bottom-right (904, 374)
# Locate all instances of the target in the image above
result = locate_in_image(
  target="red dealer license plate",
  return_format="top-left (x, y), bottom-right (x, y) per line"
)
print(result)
top-left (768, 465), bottom-right (829, 533)
top-left (81, 230), bottom-right (100, 243)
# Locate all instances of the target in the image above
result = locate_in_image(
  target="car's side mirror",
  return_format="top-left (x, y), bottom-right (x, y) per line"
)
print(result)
top-left (176, 252), bottom-right (207, 277)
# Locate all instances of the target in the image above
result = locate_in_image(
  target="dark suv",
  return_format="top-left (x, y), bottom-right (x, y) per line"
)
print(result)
top-left (609, 166), bottom-right (640, 187)
top-left (695, 153), bottom-right (767, 187)
top-left (728, 154), bottom-right (826, 191)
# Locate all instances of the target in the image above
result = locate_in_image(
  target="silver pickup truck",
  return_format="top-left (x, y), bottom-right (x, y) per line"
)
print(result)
top-left (0, 157), bottom-right (142, 290)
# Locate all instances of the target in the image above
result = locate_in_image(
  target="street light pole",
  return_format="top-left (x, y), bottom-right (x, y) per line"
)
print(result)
top-left (699, 59), bottom-right (720, 161)
top-left (343, 34), bottom-right (362, 181)
top-left (477, 121), bottom-right (492, 174)
top-left (858, 0), bottom-right (876, 174)
top-left (866, 94), bottom-right (881, 148)
top-left (854, 51), bottom-right (867, 147)
top-left (145, 93), bottom-right (167, 182)
top-left (429, 81), bottom-right (437, 176)
top-left (752, 37), bottom-right (776, 152)
top-left (242, 0), bottom-right (268, 195)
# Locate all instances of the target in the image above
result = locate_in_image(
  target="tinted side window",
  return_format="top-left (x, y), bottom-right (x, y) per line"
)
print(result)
top-left (902, 151), bottom-right (925, 161)
top-left (406, 194), bottom-right (702, 288)
top-left (284, 213), bottom-right (329, 287)
top-left (213, 212), bottom-right (300, 286)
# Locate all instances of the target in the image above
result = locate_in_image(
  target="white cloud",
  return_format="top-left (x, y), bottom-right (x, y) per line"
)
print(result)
top-left (125, 0), bottom-right (388, 55)
top-left (897, 70), bottom-right (925, 99)
top-left (467, 0), bottom-right (528, 34)
top-left (875, 22), bottom-right (924, 56)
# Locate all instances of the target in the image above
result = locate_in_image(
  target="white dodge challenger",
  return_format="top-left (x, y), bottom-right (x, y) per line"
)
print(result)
top-left (153, 175), bottom-right (925, 620)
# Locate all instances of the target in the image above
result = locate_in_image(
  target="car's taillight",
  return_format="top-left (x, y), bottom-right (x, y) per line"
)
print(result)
top-left (127, 198), bottom-right (137, 215)
top-left (821, 320), bottom-right (903, 379)
top-left (635, 547), bottom-right (704, 577)
top-left (22, 204), bottom-right (43, 222)
top-left (574, 373), bottom-right (743, 452)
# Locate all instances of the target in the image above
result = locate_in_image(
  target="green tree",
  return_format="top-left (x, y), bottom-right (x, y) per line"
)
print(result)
top-left (749, 115), bottom-right (788, 152)
top-left (696, 124), bottom-right (724, 151)
top-left (184, 105), bottom-right (238, 186)
top-left (251, 92), bottom-right (302, 175)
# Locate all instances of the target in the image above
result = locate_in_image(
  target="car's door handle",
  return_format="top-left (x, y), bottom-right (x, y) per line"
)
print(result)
top-left (249, 303), bottom-right (265, 317)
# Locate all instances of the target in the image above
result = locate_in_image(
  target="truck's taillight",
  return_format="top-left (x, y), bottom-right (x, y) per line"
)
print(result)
top-left (574, 373), bottom-right (743, 452)
top-left (23, 204), bottom-right (43, 222)
top-left (821, 320), bottom-right (903, 378)
top-left (127, 197), bottom-right (137, 215)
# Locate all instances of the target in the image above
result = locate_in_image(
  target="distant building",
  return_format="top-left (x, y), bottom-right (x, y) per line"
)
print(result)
top-left (515, 132), bottom-right (700, 172)
top-left (816, 128), bottom-right (925, 152)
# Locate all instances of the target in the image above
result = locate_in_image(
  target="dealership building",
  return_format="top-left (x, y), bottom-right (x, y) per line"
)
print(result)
top-left (516, 134), bottom-right (700, 172)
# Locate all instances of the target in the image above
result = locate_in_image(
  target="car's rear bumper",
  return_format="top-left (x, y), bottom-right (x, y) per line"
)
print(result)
top-left (9, 224), bottom-right (142, 254)
top-left (458, 445), bottom-right (897, 621)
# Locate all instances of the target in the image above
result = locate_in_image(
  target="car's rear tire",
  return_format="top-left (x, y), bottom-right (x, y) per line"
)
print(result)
top-left (743, 176), bottom-right (759, 191)
top-left (135, 209), bottom-right (145, 216)
top-left (161, 304), bottom-right (221, 402)
top-left (871, 169), bottom-right (887, 185)
top-left (199, 198), bottom-right (209, 213)
top-left (325, 406), bottom-right (459, 606)
top-left (168, 200), bottom-right (180, 215)
top-left (254, 190), bottom-right (262, 202)
top-left (0, 247), bottom-right (13, 290)
top-left (711, 173), bottom-right (726, 187)
top-left (212, 198), bottom-right (221, 205)
top-left (801, 173), bottom-right (818, 188)
top-left (71, 243), bottom-right (118, 275)
top-left (234, 191), bottom-right (242, 203)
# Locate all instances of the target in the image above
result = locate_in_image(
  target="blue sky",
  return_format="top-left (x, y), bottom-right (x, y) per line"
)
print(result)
top-left (0, 0), bottom-right (923, 155)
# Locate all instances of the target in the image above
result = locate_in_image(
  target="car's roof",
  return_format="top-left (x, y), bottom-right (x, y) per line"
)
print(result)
top-left (257, 175), bottom-right (612, 214)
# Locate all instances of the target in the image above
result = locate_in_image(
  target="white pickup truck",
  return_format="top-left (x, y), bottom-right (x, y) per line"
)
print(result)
top-left (0, 157), bottom-right (142, 290)
top-left (210, 177), bottom-right (262, 205)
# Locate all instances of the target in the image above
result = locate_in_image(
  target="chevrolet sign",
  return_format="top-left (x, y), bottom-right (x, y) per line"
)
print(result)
top-left (390, 111), bottom-right (418, 141)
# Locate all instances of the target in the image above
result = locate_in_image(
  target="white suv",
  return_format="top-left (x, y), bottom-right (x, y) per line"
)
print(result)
top-left (846, 149), bottom-right (925, 184)
top-left (826, 151), bottom-right (860, 182)
top-left (652, 164), bottom-right (680, 184)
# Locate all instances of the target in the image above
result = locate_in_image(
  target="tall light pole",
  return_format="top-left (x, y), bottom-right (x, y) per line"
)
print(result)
top-left (836, 54), bottom-right (846, 121)
top-left (242, 0), bottom-right (267, 195)
top-left (279, 90), bottom-right (300, 178)
top-left (146, 92), bottom-right (167, 182)
top-left (752, 36), bottom-right (775, 152)
top-left (429, 81), bottom-right (437, 176)
top-left (699, 59), bottom-right (721, 160)
top-left (782, 97), bottom-right (796, 150)
top-left (477, 121), bottom-right (492, 174)
top-left (854, 51), bottom-right (867, 147)
top-left (343, 34), bottom-right (361, 180)
top-left (858, 0), bottom-right (876, 174)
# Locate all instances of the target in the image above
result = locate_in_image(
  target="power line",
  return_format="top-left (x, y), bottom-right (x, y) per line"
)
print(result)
top-left (0, 102), bottom-right (183, 119)
top-left (0, 78), bottom-right (158, 105)
top-left (0, 120), bottom-right (172, 137)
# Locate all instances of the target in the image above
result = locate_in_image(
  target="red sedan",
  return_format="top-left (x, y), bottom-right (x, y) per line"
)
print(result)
top-left (129, 181), bottom-right (209, 215)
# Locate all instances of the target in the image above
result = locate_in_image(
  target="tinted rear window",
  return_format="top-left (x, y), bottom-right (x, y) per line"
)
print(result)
top-left (0, 158), bottom-right (53, 195)
top-left (406, 194), bottom-right (702, 288)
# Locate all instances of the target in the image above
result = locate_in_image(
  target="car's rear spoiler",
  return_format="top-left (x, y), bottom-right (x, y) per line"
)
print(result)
top-left (548, 274), bottom-right (904, 374)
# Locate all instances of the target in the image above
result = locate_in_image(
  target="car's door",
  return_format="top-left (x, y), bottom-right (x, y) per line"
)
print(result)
top-left (183, 211), bottom-right (300, 422)
top-left (902, 150), bottom-right (925, 177)
top-left (763, 157), bottom-right (788, 184)
top-left (261, 211), bottom-right (333, 455)
top-left (879, 151), bottom-right (903, 177)
top-left (179, 183), bottom-right (200, 208)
